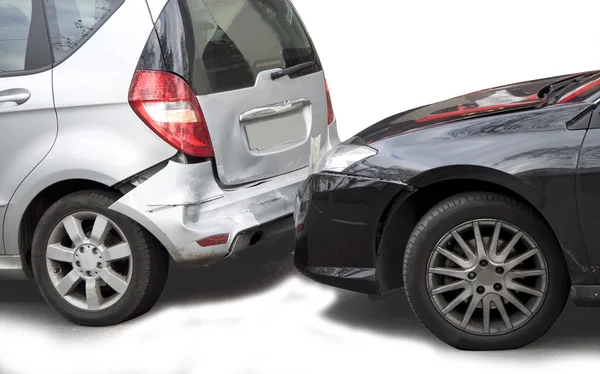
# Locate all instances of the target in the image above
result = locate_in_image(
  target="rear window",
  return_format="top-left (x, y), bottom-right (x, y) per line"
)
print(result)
top-left (0, 1), bottom-right (32, 72)
top-left (149, 0), bottom-right (321, 95)
top-left (44, 0), bottom-right (124, 64)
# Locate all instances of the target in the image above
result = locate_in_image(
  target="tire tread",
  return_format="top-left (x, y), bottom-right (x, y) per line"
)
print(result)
top-left (31, 189), bottom-right (169, 326)
top-left (402, 191), bottom-right (569, 350)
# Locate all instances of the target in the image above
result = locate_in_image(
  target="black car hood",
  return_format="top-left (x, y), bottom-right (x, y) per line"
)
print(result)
top-left (354, 71), bottom-right (598, 145)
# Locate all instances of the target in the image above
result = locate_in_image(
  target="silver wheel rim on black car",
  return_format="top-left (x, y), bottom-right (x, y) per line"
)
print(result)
top-left (45, 212), bottom-right (133, 311)
top-left (426, 219), bottom-right (548, 335)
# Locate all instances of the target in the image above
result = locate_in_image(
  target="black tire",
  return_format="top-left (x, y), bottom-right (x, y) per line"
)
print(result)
top-left (31, 189), bottom-right (169, 326)
top-left (403, 192), bottom-right (570, 350)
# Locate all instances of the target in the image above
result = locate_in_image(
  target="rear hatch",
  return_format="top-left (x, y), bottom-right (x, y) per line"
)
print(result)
top-left (140, 0), bottom-right (331, 186)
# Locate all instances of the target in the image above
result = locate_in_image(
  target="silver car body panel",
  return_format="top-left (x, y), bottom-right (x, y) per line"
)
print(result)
top-left (109, 119), bottom-right (339, 266)
top-left (2, 0), bottom-right (177, 258)
top-left (145, 0), bottom-right (170, 21)
top-left (0, 70), bottom-right (57, 256)
top-left (199, 69), bottom-right (331, 185)
top-left (0, 256), bottom-right (27, 279)
top-left (0, 0), bottom-right (341, 276)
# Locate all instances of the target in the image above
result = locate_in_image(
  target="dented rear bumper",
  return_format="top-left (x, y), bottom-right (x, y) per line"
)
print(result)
top-left (109, 160), bottom-right (304, 265)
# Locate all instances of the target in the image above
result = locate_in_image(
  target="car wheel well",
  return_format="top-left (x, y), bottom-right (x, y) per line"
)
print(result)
top-left (376, 178), bottom-right (561, 293)
top-left (18, 180), bottom-right (118, 278)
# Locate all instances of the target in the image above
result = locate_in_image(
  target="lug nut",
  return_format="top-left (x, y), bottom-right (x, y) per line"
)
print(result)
top-left (494, 283), bottom-right (503, 291)
top-left (97, 263), bottom-right (103, 269)
top-left (468, 272), bottom-right (477, 280)
top-left (480, 260), bottom-right (488, 267)
top-left (80, 247), bottom-right (85, 253)
top-left (496, 267), bottom-right (504, 274)
top-left (92, 248), bottom-right (98, 255)
top-left (477, 286), bottom-right (485, 294)
top-left (75, 261), bottom-right (81, 267)
top-left (86, 271), bottom-right (92, 277)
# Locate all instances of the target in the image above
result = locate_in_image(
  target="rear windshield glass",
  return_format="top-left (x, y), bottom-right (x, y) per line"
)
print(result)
top-left (153, 0), bottom-right (320, 95)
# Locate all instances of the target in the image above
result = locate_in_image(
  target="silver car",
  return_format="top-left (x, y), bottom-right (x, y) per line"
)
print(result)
top-left (0, 0), bottom-right (339, 325)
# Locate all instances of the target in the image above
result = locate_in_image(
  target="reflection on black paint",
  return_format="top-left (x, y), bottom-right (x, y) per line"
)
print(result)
top-left (341, 100), bottom-right (597, 284)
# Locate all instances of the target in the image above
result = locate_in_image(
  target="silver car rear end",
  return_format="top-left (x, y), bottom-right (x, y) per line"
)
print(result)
top-left (111, 0), bottom-right (340, 264)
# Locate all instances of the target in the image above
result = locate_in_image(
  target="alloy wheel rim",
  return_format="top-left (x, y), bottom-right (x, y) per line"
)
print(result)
top-left (45, 212), bottom-right (133, 311)
top-left (426, 219), bottom-right (547, 335)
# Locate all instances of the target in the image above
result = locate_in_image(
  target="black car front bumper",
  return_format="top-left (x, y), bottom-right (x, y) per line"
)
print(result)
top-left (293, 172), bottom-right (413, 294)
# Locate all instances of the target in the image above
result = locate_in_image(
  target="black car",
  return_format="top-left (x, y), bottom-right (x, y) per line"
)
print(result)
top-left (294, 70), bottom-right (600, 351)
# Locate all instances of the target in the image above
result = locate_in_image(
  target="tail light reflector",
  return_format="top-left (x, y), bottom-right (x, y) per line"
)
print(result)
top-left (197, 234), bottom-right (230, 247)
top-left (129, 70), bottom-right (214, 157)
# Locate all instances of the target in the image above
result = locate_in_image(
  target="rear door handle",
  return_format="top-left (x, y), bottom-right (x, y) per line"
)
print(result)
top-left (0, 88), bottom-right (31, 108)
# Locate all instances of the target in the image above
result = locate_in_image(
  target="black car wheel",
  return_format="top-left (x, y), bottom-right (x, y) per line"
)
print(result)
top-left (403, 192), bottom-right (570, 350)
top-left (31, 190), bottom-right (169, 326)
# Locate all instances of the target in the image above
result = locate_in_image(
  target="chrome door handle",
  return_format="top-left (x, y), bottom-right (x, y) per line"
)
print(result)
top-left (239, 98), bottom-right (311, 123)
top-left (0, 88), bottom-right (31, 107)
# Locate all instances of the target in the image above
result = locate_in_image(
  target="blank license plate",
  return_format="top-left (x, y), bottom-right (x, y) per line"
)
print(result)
top-left (245, 111), bottom-right (307, 151)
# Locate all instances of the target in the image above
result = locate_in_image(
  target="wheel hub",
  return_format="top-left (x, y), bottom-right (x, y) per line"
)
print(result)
top-left (469, 264), bottom-right (507, 300)
top-left (473, 266), bottom-right (503, 289)
top-left (427, 219), bottom-right (548, 335)
top-left (73, 243), bottom-right (104, 279)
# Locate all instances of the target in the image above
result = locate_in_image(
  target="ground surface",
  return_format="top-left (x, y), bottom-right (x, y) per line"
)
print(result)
top-left (1, 236), bottom-right (599, 373)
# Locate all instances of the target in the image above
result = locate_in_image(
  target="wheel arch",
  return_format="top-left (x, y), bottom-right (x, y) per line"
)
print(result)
top-left (7, 178), bottom-right (118, 278)
top-left (376, 165), bottom-right (572, 294)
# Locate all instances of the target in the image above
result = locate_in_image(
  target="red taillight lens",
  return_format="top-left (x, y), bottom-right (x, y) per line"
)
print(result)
top-left (325, 78), bottom-right (335, 125)
top-left (128, 70), bottom-right (214, 157)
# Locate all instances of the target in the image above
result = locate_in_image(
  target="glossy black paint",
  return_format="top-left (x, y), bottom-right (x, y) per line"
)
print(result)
top-left (294, 173), bottom-right (408, 293)
top-left (575, 115), bottom-right (600, 281)
top-left (571, 285), bottom-right (600, 307)
top-left (346, 102), bottom-right (599, 285)
top-left (295, 72), bottom-right (600, 297)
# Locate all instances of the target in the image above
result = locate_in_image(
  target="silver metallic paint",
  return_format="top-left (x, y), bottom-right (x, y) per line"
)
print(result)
top-left (0, 0), bottom-right (340, 276)
top-left (3, 0), bottom-right (176, 258)
top-left (110, 160), bottom-right (311, 265)
top-left (0, 70), bottom-right (58, 256)
top-left (199, 70), bottom-right (330, 185)
top-left (0, 256), bottom-right (27, 279)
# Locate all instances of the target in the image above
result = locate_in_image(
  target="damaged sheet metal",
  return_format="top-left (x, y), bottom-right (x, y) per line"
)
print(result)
top-left (109, 160), bottom-right (306, 265)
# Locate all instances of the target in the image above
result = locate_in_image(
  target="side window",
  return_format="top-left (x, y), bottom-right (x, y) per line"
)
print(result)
top-left (0, 1), bottom-right (33, 73)
top-left (44, 0), bottom-right (124, 64)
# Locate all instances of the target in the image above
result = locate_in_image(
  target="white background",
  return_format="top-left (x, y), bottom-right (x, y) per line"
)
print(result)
top-left (296, 0), bottom-right (600, 140)
top-left (2, 0), bottom-right (600, 373)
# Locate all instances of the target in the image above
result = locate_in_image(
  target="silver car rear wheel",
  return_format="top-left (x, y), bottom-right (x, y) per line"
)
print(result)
top-left (45, 212), bottom-right (133, 311)
top-left (32, 189), bottom-right (169, 326)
